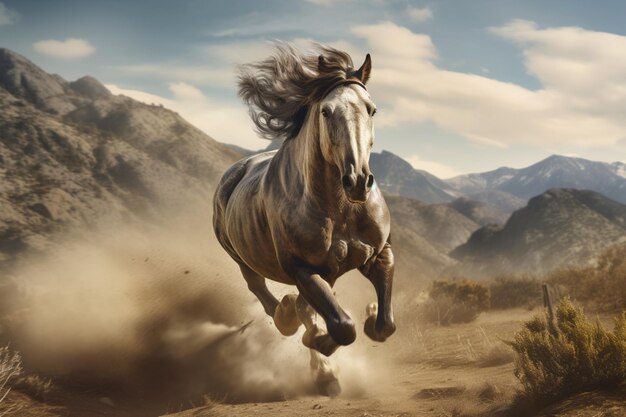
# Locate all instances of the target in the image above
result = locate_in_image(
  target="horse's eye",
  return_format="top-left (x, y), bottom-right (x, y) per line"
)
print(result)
top-left (321, 108), bottom-right (330, 118)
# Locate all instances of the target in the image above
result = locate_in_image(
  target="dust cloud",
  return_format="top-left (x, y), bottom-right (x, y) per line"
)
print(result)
top-left (3, 210), bottom-right (393, 406)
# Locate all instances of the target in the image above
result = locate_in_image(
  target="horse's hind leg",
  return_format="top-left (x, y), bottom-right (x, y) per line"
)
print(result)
top-left (296, 295), bottom-right (341, 397)
top-left (238, 264), bottom-right (279, 316)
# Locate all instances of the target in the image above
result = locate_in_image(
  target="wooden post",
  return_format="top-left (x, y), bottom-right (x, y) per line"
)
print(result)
top-left (542, 283), bottom-right (555, 327)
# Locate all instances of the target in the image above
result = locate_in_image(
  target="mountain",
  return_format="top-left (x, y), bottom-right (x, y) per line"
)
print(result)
top-left (610, 161), bottom-right (626, 178)
top-left (0, 48), bottom-right (240, 265)
top-left (446, 197), bottom-right (508, 226)
top-left (384, 194), bottom-right (481, 281)
top-left (464, 190), bottom-right (526, 215)
top-left (446, 166), bottom-right (518, 195)
top-left (450, 188), bottom-right (626, 275)
top-left (370, 150), bottom-right (458, 203)
top-left (447, 155), bottom-right (626, 204)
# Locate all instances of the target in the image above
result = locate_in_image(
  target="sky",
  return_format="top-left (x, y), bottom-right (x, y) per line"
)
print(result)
top-left (1, 0), bottom-right (626, 178)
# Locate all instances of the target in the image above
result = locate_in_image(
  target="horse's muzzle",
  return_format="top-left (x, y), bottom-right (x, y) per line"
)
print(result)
top-left (342, 171), bottom-right (374, 203)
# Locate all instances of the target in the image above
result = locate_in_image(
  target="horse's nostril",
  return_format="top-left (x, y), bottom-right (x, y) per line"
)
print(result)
top-left (366, 174), bottom-right (374, 189)
top-left (342, 175), bottom-right (353, 190)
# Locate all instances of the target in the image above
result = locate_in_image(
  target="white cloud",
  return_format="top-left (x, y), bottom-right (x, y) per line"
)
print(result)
top-left (33, 38), bottom-right (95, 59)
top-left (105, 83), bottom-right (266, 150)
top-left (0, 2), bottom-right (18, 25)
top-left (349, 21), bottom-right (626, 148)
top-left (406, 155), bottom-right (459, 179)
top-left (406, 6), bottom-right (433, 22)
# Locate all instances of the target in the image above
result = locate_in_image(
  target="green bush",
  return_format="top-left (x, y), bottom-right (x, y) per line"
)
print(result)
top-left (508, 298), bottom-right (626, 407)
top-left (489, 275), bottom-right (542, 310)
top-left (420, 279), bottom-right (490, 325)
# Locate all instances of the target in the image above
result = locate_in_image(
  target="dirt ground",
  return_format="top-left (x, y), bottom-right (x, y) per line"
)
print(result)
top-left (4, 308), bottom-right (623, 417)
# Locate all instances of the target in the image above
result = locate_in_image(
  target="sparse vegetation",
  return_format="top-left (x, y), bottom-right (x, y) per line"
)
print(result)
top-left (477, 343), bottom-right (514, 368)
top-left (508, 298), bottom-right (626, 408)
top-left (489, 275), bottom-right (542, 310)
top-left (14, 374), bottom-right (54, 402)
top-left (420, 279), bottom-right (490, 325)
top-left (547, 244), bottom-right (626, 312)
top-left (0, 345), bottom-right (23, 405)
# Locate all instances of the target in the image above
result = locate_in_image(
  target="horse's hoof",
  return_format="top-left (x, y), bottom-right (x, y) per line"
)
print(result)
top-left (316, 376), bottom-right (341, 397)
top-left (303, 327), bottom-right (339, 357)
top-left (364, 315), bottom-right (393, 342)
top-left (274, 294), bottom-right (301, 336)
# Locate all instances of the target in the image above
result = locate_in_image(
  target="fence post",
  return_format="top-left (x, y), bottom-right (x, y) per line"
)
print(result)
top-left (542, 283), bottom-right (555, 327)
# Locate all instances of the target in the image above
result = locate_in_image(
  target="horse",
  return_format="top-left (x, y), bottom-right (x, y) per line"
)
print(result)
top-left (213, 45), bottom-right (396, 395)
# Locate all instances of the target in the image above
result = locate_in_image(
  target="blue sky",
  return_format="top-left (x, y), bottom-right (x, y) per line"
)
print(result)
top-left (1, 0), bottom-right (626, 178)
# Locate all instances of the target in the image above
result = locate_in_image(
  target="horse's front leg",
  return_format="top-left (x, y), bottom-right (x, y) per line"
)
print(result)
top-left (294, 268), bottom-right (356, 356)
top-left (359, 241), bottom-right (396, 342)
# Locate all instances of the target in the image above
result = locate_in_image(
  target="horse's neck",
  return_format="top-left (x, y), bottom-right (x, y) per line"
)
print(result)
top-left (276, 116), bottom-right (342, 209)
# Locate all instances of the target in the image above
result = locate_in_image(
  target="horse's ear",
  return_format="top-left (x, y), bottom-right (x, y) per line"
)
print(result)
top-left (355, 53), bottom-right (372, 84)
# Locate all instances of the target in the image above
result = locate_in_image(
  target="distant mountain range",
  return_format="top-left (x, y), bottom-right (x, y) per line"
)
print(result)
top-left (447, 154), bottom-right (626, 204)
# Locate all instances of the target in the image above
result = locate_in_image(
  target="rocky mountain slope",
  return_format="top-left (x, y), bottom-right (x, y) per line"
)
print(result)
top-left (384, 195), bottom-right (480, 280)
top-left (370, 151), bottom-right (459, 203)
top-left (0, 48), bottom-right (240, 266)
top-left (450, 188), bottom-right (626, 275)
top-left (446, 197), bottom-right (508, 226)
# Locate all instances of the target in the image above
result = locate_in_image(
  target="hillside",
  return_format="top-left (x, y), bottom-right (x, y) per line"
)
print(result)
top-left (384, 195), bottom-right (480, 281)
top-left (451, 188), bottom-right (626, 275)
top-left (0, 48), bottom-right (240, 266)
top-left (446, 197), bottom-right (508, 226)
top-left (370, 150), bottom-right (458, 203)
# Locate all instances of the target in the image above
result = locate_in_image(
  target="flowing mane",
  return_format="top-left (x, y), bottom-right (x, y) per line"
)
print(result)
top-left (237, 44), bottom-right (363, 140)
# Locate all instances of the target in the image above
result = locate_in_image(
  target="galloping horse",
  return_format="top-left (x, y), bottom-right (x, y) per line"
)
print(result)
top-left (213, 45), bottom-right (396, 394)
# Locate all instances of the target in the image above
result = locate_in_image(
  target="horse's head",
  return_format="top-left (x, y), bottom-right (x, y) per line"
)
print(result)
top-left (317, 54), bottom-right (376, 204)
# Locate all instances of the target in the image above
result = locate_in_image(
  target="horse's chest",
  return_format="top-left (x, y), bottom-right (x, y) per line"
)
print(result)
top-left (328, 238), bottom-right (375, 273)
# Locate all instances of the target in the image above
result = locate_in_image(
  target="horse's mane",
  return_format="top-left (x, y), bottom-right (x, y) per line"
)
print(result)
top-left (237, 44), bottom-right (358, 141)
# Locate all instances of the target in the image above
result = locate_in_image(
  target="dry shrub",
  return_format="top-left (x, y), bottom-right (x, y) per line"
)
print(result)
top-left (489, 275), bottom-right (542, 310)
top-left (0, 346), bottom-right (23, 404)
top-left (547, 243), bottom-right (626, 312)
top-left (419, 279), bottom-right (490, 326)
top-left (14, 374), bottom-right (53, 402)
top-left (477, 343), bottom-right (514, 368)
top-left (478, 383), bottom-right (504, 403)
top-left (508, 298), bottom-right (626, 408)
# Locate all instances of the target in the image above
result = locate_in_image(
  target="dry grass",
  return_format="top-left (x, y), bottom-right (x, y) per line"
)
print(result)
top-left (547, 243), bottom-right (626, 312)
top-left (0, 346), bottom-right (23, 416)
top-left (489, 276), bottom-right (542, 311)
top-left (419, 279), bottom-right (490, 326)
top-left (477, 343), bottom-right (514, 368)
top-left (13, 375), bottom-right (54, 402)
